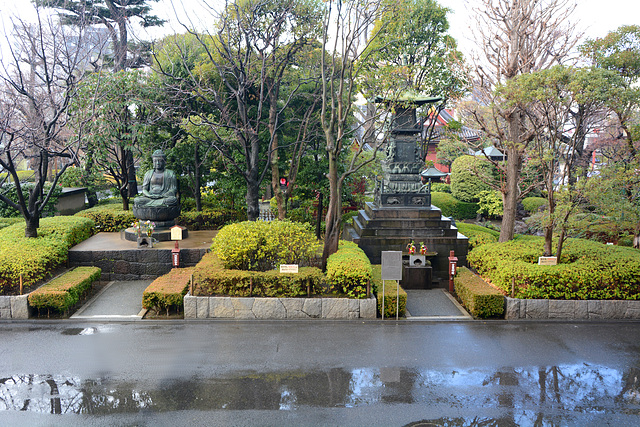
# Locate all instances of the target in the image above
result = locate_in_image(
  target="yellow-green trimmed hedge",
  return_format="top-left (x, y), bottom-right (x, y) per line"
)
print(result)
top-left (372, 265), bottom-right (406, 318)
top-left (456, 223), bottom-right (499, 250)
top-left (468, 236), bottom-right (640, 300)
top-left (75, 203), bottom-right (136, 232)
top-left (211, 220), bottom-right (320, 272)
top-left (326, 241), bottom-right (374, 299)
top-left (454, 266), bottom-right (504, 318)
top-left (0, 217), bottom-right (24, 230)
top-left (0, 217), bottom-right (95, 295)
top-left (143, 268), bottom-right (194, 312)
top-left (28, 266), bottom-right (101, 313)
top-left (193, 252), bottom-right (325, 297)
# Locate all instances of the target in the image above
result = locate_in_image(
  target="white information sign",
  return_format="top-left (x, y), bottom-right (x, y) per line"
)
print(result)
top-left (538, 256), bottom-right (558, 266)
top-left (280, 264), bottom-right (299, 274)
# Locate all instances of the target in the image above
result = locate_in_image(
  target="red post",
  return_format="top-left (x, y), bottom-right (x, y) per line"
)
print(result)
top-left (448, 250), bottom-right (458, 293)
top-left (172, 241), bottom-right (181, 268)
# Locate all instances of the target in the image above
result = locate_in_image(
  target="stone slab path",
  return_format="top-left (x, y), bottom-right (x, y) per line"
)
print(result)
top-left (71, 280), bottom-right (152, 320)
top-left (404, 289), bottom-right (472, 320)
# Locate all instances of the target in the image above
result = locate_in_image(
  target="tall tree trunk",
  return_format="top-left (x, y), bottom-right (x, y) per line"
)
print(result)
top-left (194, 143), bottom-right (202, 212)
top-left (25, 215), bottom-right (39, 238)
top-left (543, 177), bottom-right (555, 256)
top-left (316, 191), bottom-right (323, 239)
top-left (127, 150), bottom-right (137, 197)
top-left (322, 150), bottom-right (341, 270)
top-left (499, 145), bottom-right (522, 242)
top-left (270, 134), bottom-right (286, 220)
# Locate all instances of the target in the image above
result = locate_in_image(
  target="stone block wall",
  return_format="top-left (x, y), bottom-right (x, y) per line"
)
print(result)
top-left (0, 295), bottom-right (30, 319)
top-left (69, 248), bottom-right (207, 281)
top-left (505, 297), bottom-right (640, 320)
top-left (184, 294), bottom-right (377, 320)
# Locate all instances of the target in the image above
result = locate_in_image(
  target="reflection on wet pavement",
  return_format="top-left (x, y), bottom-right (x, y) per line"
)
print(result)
top-left (2, 364), bottom-right (640, 424)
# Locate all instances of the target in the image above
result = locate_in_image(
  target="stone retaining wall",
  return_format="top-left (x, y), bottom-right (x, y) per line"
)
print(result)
top-left (69, 248), bottom-right (207, 281)
top-left (184, 294), bottom-right (377, 319)
top-left (0, 295), bottom-right (30, 319)
top-left (505, 297), bottom-right (640, 320)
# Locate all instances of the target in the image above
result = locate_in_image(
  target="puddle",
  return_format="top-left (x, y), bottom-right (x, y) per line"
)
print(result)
top-left (1, 364), bottom-right (639, 423)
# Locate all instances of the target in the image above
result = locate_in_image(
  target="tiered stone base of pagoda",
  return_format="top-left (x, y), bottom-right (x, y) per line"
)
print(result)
top-left (343, 202), bottom-right (468, 284)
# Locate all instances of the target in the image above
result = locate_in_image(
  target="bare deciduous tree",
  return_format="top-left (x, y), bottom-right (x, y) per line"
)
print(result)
top-left (467, 0), bottom-right (580, 242)
top-left (0, 8), bottom-right (100, 237)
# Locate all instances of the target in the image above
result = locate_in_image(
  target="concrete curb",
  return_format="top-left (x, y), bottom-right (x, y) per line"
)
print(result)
top-left (184, 293), bottom-right (377, 320)
top-left (505, 297), bottom-right (640, 320)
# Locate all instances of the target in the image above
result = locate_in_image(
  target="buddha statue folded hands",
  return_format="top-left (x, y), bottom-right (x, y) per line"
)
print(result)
top-left (134, 150), bottom-right (178, 208)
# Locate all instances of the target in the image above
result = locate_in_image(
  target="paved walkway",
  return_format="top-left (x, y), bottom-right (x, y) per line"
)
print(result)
top-left (71, 280), bottom-right (152, 321)
top-left (405, 289), bottom-right (472, 320)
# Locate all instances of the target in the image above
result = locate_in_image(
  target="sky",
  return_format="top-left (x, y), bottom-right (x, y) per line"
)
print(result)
top-left (1, 0), bottom-right (639, 64)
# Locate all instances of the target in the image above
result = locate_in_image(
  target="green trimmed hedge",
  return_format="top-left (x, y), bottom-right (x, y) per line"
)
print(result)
top-left (522, 197), bottom-right (547, 214)
top-left (75, 203), bottom-right (136, 232)
top-left (212, 220), bottom-right (320, 272)
top-left (326, 241), bottom-right (374, 299)
top-left (456, 223), bottom-right (499, 250)
top-left (0, 217), bottom-right (24, 230)
top-left (0, 170), bottom-right (36, 182)
top-left (372, 265), bottom-right (406, 318)
top-left (468, 236), bottom-right (640, 300)
top-left (454, 266), bottom-right (504, 318)
top-left (28, 266), bottom-right (101, 313)
top-left (193, 252), bottom-right (325, 297)
top-left (0, 217), bottom-right (95, 295)
top-left (431, 192), bottom-right (478, 220)
top-left (177, 209), bottom-right (246, 230)
top-left (143, 267), bottom-right (193, 313)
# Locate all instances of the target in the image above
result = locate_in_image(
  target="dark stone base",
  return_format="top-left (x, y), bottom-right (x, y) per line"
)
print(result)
top-left (132, 204), bottom-right (180, 225)
top-left (124, 225), bottom-right (188, 242)
top-left (401, 265), bottom-right (433, 289)
top-left (344, 202), bottom-right (468, 280)
top-left (68, 247), bottom-right (207, 281)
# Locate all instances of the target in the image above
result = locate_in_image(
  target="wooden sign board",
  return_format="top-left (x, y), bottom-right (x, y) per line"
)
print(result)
top-left (538, 256), bottom-right (557, 266)
top-left (280, 264), bottom-right (299, 274)
top-left (170, 226), bottom-right (183, 241)
top-left (381, 251), bottom-right (403, 280)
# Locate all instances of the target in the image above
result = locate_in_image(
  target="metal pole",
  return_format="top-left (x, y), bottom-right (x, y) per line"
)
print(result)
top-left (382, 280), bottom-right (385, 320)
top-left (396, 279), bottom-right (399, 320)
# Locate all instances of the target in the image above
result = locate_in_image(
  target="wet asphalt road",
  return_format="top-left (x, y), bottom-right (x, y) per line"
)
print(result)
top-left (1, 320), bottom-right (640, 426)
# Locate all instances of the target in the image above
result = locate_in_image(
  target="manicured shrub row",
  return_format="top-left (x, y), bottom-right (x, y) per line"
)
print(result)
top-left (177, 209), bottom-right (246, 230)
top-left (0, 170), bottom-right (36, 182)
top-left (193, 252), bottom-right (325, 297)
top-left (456, 223), bottom-right (499, 250)
top-left (211, 220), bottom-right (320, 271)
top-left (326, 241), bottom-right (374, 299)
top-left (372, 265), bottom-right (406, 318)
top-left (0, 217), bottom-right (95, 294)
top-left (143, 267), bottom-right (194, 313)
top-left (468, 236), bottom-right (640, 300)
top-left (0, 217), bottom-right (24, 230)
top-left (28, 266), bottom-right (101, 313)
top-left (454, 266), bottom-right (504, 318)
top-left (75, 203), bottom-right (136, 232)
top-left (431, 192), bottom-right (478, 220)
top-left (522, 197), bottom-right (547, 214)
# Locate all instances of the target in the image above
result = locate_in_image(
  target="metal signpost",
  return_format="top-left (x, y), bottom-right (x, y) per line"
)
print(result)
top-left (381, 251), bottom-right (402, 320)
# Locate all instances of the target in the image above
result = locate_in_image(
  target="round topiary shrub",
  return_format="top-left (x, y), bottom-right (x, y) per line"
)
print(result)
top-left (450, 155), bottom-right (496, 203)
top-left (212, 220), bottom-right (320, 271)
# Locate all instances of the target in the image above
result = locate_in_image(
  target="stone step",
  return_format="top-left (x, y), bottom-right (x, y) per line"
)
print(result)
top-left (364, 202), bottom-right (443, 220)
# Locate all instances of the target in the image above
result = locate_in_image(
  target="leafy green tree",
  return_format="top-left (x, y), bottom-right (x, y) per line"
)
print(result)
top-left (155, 0), bottom-right (322, 221)
top-left (71, 70), bottom-right (162, 210)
